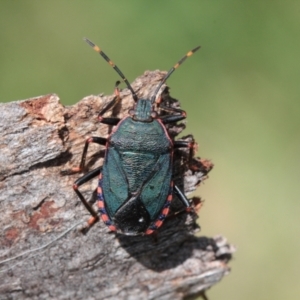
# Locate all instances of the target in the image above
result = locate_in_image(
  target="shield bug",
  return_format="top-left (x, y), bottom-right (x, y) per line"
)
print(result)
top-left (70, 38), bottom-right (200, 235)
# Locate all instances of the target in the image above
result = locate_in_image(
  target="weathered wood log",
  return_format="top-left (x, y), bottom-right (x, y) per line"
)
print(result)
top-left (0, 71), bottom-right (235, 300)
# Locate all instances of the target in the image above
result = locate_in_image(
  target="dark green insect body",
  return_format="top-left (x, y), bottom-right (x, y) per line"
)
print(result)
top-left (71, 39), bottom-right (200, 235)
top-left (102, 100), bottom-right (173, 234)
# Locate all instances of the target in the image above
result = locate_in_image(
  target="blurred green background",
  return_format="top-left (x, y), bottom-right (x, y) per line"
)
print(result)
top-left (1, 1), bottom-right (299, 299)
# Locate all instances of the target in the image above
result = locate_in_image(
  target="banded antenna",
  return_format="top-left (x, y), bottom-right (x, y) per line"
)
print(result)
top-left (150, 46), bottom-right (201, 104)
top-left (84, 38), bottom-right (138, 102)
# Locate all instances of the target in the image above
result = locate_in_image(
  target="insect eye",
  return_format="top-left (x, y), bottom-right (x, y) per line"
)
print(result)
top-left (150, 111), bottom-right (157, 119)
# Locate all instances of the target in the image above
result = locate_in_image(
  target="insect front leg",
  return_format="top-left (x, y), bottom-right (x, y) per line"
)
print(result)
top-left (61, 84), bottom-right (123, 175)
top-left (154, 91), bottom-right (187, 124)
top-left (97, 81), bottom-right (122, 125)
top-left (158, 104), bottom-right (187, 124)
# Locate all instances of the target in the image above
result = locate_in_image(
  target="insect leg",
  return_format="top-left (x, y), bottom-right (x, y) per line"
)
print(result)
top-left (73, 166), bottom-right (102, 225)
top-left (174, 139), bottom-right (197, 163)
top-left (158, 105), bottom-right (187, 124)
top-left (174, 140), bottom-right (192, 149)
top-left (173, 184), bottom-right (191, 210)
top-left (61, 137), bottom-right (107, 175)
top-left (98, 82), bottom-right (122, 125)
top-left (99, 116), bottom-right (121, 126)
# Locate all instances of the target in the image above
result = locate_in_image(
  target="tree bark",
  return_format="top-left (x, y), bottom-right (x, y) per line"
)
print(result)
top-left (0, 71), bottom-right (235, 300)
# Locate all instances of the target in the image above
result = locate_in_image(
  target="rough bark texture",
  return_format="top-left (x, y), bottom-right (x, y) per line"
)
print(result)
top-left (0, 71), bottom-right (235, 300)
